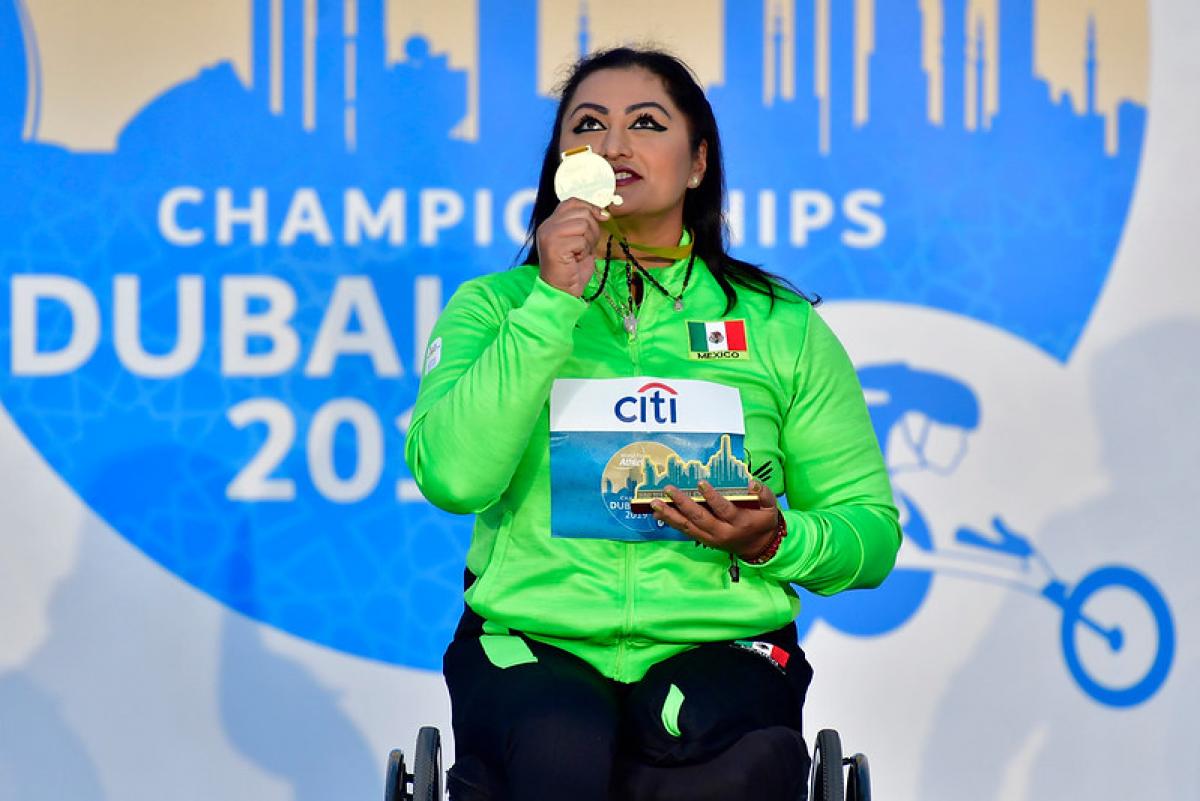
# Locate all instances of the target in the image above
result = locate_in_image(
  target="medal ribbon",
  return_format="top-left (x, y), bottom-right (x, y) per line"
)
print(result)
top-left (599, 217), bottom-right (694, 262)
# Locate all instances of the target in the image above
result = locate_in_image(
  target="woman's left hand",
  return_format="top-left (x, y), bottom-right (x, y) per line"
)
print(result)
top-left (650, 480), bottom-right (780, 559)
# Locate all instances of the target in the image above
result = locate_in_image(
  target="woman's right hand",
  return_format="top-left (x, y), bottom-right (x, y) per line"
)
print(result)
top-left (535, 198), bottom-right (610, 297)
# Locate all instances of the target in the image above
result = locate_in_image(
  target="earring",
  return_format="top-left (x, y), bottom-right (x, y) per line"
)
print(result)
top-left (688, 176), bottom-right (700, 188)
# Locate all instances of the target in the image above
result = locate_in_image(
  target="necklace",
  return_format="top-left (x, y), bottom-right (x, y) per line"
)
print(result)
top-left (585, 237), bottom-right (638, 335)
top-left (599, 285), bottom-right (639, 336)
top-left (581, 237), bottom-right (612, 303)
top-left (616, 237), bottom-right (697, 313)
top-left (587, 233), bottom-right (697, 337)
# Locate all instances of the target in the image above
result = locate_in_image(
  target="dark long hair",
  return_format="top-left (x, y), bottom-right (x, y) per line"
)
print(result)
top-left (521, 47), bottom-right (818, 313)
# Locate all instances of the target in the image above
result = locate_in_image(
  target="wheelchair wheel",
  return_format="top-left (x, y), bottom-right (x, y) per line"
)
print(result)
top-left (411, 726), bottom-right (443, 801)
top-left (385, 748), bottom-right (409, 801)
top-left (846, 752), bottom-right (871, 801)
top-left (810, 729), bottom-right (844, 801)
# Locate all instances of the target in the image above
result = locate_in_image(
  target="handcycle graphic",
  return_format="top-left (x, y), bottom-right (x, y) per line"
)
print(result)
top-left (795, 363), bottom-right (1175, 708)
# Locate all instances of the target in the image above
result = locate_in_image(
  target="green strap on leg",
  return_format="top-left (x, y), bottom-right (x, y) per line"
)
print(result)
top-left (479, 621), bottom-right (538, 669)
top-left (480, 635), bottom-right (537, 668)
top-left (661, 683), bottom-right (685, 738)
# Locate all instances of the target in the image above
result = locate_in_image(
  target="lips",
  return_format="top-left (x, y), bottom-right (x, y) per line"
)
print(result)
top-left (613, 165), bottom-right (642, 187)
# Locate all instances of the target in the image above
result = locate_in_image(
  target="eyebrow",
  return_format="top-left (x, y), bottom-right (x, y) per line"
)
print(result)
top-left (569, 101), bottom-right (673, 119)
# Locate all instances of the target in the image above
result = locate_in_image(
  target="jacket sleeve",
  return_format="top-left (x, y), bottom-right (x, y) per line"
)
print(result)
top-left (750, 309), bottom-right (902, 594)
top-left (404, 275), bottom-right (588, 514)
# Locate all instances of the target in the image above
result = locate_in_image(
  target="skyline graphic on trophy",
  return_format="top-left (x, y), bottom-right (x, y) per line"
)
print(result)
top-left (601, 434), bottom-right (756, 521)
top-left (633, 432), bottom-right (756, 512)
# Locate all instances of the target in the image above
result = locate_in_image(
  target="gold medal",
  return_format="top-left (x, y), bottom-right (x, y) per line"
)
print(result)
top-left (555, 145), bottom-right (694, 267)
top-left (554, 145), bottom-right (624, 208)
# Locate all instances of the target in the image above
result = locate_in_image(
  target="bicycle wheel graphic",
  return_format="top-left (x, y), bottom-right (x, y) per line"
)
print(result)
top-left (1059, 566), bottom-right (1174, 707)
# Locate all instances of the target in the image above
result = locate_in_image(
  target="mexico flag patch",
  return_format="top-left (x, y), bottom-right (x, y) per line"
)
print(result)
top-left (687, 320), bottom-right (750, 361)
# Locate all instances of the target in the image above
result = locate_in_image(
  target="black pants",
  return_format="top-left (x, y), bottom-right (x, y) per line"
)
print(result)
top-left (443, 603), bottom-right (813, 801)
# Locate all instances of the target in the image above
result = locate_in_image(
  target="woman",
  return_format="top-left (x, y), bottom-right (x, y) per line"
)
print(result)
top-left (405, 47), bottom-right (901, 801)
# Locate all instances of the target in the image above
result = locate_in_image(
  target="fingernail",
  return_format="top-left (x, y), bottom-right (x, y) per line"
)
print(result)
top-left (599, 210), bottom-right (610, 219)
top-left (750, 480), bottom-right (760, 491)
top-left (650, 501), bottom-right (662, 512)
top-left (698, 480), bottom-right (710, 490)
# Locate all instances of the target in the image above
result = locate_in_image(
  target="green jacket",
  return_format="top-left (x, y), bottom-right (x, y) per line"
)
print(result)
top-left (405, 255), bottom-right (901, 682)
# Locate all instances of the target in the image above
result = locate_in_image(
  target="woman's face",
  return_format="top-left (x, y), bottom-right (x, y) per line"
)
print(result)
top-left (558, 67), bottom-right (706, 225)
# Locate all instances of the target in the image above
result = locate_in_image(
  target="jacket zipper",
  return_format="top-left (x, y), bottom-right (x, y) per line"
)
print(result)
top-left (625, 289), bottom-right (735, 590)
top-left (616, 280), bottom-right (642, 678)
top-left (614, 541), bottom-right (637, 678)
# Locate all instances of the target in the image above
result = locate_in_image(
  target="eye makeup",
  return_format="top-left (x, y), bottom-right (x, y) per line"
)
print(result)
top-left (631, 113), bottom-right (667, 131)
top-left (570, 112), bottom-right (668, 135)
top-left (572, 114), bottom-right (604, 134)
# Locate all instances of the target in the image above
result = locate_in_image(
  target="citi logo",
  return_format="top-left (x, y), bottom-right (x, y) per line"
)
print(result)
top-left (614, 382), bottom-right (678, 424)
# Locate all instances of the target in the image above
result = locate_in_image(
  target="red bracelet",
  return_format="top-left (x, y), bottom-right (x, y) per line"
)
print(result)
top-left (744, 512), bottom-right (787, 565)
